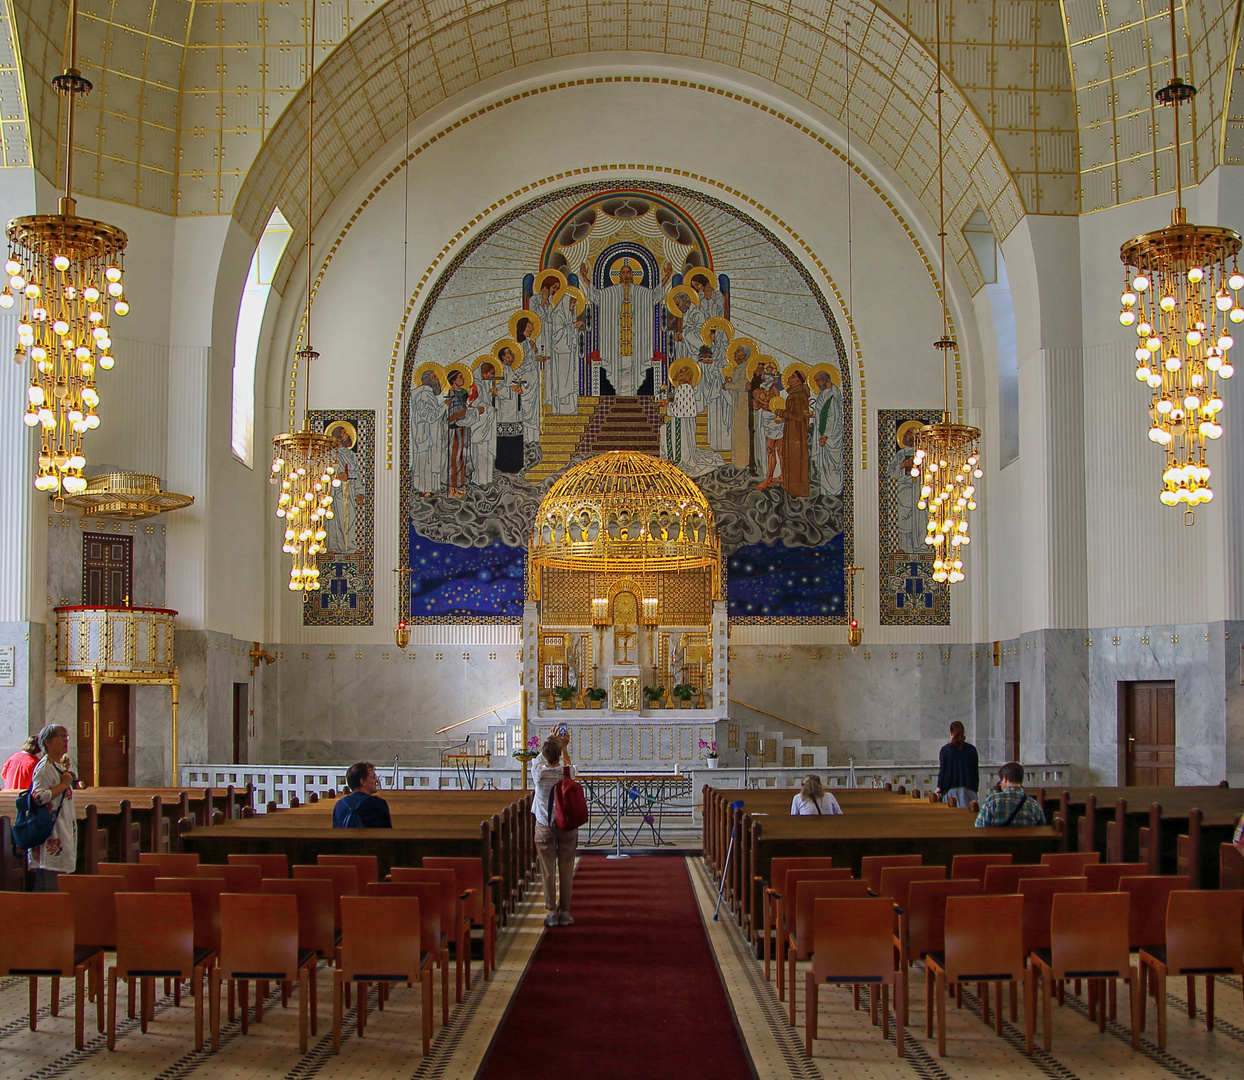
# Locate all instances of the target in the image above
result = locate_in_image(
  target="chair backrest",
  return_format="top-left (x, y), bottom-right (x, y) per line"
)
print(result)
top-left (390, 867), bottom-right (460, 927)
top-left (0, 893), bottom-right (73, 976)
top-left (768, 857), bottom-right (836, 901)
top-left (1084, 863), bottom-right (1148, 892)
top-left (780, 868), bottom-right (853, 930)
top-left (218, 894), bottom-right (299, 980)
top-left (905, 879), bottom-right (982, 959)
top-left (317, 854), bottom-right (379, 886)
top-left (365, 882), bottom-right (441, 954)
top-left (809, 897), bottom-right (897, 983)
top-left (1050, 892), bottom-right (1130, 977)
top-left (97, 862), bottom-right (158, 891)
top-left (1040, 852), bottom-right (1101, 875)
top-left (154, 876), bottom-right (226, 951)
top-left (260, 878), bottom-right (336, 956)
top-left (944, 895), bottom-right (1025, 981)
top-left (228, 853), bottom-right (289, 879)
top-left (1017, 876), bottom-right (1088, 953)
top-left (1220, 843), bottom-right (1244, 890)
top-left (423, 858), bottom-right (487, 923)
top-left (1118, 875), bottom-right (1190, 949)
top-left (60, 874), bottom-right (123, 949)
top-left (338, 896), bottom-right (423, 981)
top-left (983, 863), bottom-right (1055, 894)
top-left (950, 853), bottom-right (1012, 880)
top-left (1166, 891), bottom-right (1244, 975)
top-left (877, 865), bottom-right (947, 910)
top-left (139, 852), bottom-right (201, 875)
top-left (196, 864), bottom-right (263, 893)
top-left (860, 855), bottom-right (922, 895)
top-left (115, 892), bottom-right (194, 976)
top-left (791, 879), bottom-right (870, 958)
top-left (292, 864), bottom-right (360, 929)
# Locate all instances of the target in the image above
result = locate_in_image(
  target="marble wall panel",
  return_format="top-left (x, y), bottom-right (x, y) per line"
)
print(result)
top-left (1225, 621), bottom-right (1244, 788)
top-left (0, 622), bottom-right (43, 742)
top-left (1041, 629), bottom-right (1090, 768)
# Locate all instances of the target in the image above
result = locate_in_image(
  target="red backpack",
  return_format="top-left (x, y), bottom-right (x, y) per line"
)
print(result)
top-left (547, 766), bottom-right (589, 830)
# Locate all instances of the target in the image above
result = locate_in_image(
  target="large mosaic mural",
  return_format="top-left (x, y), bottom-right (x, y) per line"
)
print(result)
top-left (877, 408), bottom-right (949, 625)
top-left (304, 409), bottom-right (374, 625)
top-left (400, 183), bottom-right (853, 623)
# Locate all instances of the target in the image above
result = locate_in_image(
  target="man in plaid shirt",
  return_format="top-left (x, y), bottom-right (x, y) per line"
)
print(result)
top-left (974, 762), bottom-right (1047, 827)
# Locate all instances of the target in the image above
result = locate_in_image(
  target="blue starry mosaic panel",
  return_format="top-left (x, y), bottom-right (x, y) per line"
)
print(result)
top-left (726, 534), bottom-right (844, 619)
top-left (407, 530), bottom-right (526, 619)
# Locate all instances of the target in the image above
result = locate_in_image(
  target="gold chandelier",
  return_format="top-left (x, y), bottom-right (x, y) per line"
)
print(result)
top-left (269, 3), bottom-right (336, 594)
top-left (1118, 0), bottom-right (1241, 518)
top-left (912, 0), bottom-right (982, 585)
top-left (6, 0), bottom-right (129, 500)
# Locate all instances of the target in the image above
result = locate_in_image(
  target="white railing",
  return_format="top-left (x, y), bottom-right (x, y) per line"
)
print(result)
top-left (181, 761), bottom-right (1074, 818)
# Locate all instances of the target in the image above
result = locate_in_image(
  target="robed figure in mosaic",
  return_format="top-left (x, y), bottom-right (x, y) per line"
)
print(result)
top-left (580, 258), bottom-right (672, 395)
top-left (411, 368), bottom-right (448, 497)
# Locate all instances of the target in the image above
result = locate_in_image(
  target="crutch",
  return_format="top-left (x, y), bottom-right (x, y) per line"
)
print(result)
top-left (713, 800), bottom-right (745, 921)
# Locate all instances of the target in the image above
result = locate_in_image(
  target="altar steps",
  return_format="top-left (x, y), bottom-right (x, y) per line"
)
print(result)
top-left (526, 398), bottom-right (600, 483)
top-left (584, 397), bottom-right (660, 454)
top-left (695, 414), bottom-right (730, 463)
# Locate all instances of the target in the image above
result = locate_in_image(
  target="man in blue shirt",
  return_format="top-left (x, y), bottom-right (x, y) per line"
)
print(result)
top-left (974, 761), bottom-right (1046, 828)
top-left (332, 762), bottom-right (392, 828)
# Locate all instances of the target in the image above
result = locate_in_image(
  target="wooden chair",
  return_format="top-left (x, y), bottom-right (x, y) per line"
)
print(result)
top-left (0, 893), bottom-right (101, 1049)
top-left (97, 862), bottom-right (158, 890)
top-left (983, 863), bottom-right (1054, 894)
top-left (1040, 852), bottom-right (1100, 875)
top-left (1085, 863), bottom-right (1148, 891)
top-left (1030, 892), bottom-right (1139, 1051)
top-left (1120, 875), bottom-right (1191, 953)
top-left (108, 892), bottom-right (209, 1051)
top-left (775, 869), bottom-right (853, 999)
top-left (260, 876), bottom-right (335, 1033)
top-left (1220, 843), bottom-right (1244, 890)
top-left (423, 857), bottom-right (500, 977)
top-left (876, 865), bottom-right (947, 911)
top-left (392, 867), bottom-right (471, 1002)
top-left (139, 851), bottom-right (201, 875)
top-left (950, 853), bottom-right (1011, 880)
top-left (1016, 876), bottom-right (1088, 1014)
top-left (60, 874), bottom-right (122, 1029)
top-left (925, 895), bottom-right (1033, 1057)
top-left (896, 879), bottom-right (981, 1024)
top-left (804, 897), bottom-right (904, 1057)
top-left (1138, 890), bottom-right (1244, 1048)
top-left (758, 857), bottom-right (836, 977)
top-left (784, 879), bottom-right (871, 1025)
top-left (317, 854), bottom-right (379, 886)
top-left (210, 893), bottom-right (315, 1052)
top-left (333, 896), bottom-right (432, 1055)
top-left (861, 854), bottom-right (922, 895)
top-left (154, 876), bottom-right (225, 1007)
top-left (197, 863), bottom-right (263, 892)
top-left (366, 882), bottom-right (449, 1025)
top-left (292, 863), bottom-right (360, 929)
top-left (228, 853), bottom-right (289, 878)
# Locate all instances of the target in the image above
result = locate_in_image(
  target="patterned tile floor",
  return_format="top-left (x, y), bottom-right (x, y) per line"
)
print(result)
top-left (0, 861), bottom-right (1238, 1080)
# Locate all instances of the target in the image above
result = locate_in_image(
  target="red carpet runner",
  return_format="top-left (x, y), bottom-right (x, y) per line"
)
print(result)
top-left (476, 855), bottom-right (754, 1080)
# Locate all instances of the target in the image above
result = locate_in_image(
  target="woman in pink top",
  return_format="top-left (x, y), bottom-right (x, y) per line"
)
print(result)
top-left (0, 734), bottom-right (40, 791)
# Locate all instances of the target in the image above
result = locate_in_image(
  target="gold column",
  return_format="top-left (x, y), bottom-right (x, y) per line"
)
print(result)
top-left (170, 668), bottom-right (180, 786)
top-left (519, 671), bottom-right (528, 791)
top-left (90, 667), bottom-right (102, 787)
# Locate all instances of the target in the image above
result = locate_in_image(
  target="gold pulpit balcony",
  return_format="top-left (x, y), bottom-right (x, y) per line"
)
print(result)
top-left (55, 605), bottom-right (177, 679)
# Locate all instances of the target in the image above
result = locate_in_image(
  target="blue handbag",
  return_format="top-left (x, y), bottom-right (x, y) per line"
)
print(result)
top-left (12, 775), bottom-right (64, 851)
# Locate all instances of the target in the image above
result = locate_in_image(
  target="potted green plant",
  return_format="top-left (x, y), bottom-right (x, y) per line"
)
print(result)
top-left (699, 737), bottom-right (719, 768)
top-left (644, 684), bottom-right (665, 708)
top-left (585, 687), bottom-right (607, 709)
top-left (554, 685), bottom-right (576, 708)
top-left (672, 683), bottom-right (698, 707)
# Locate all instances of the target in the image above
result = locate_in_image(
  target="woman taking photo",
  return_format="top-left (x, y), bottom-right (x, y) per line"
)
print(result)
top-left (27, 724), bottom-right (77, 892)
top-left (935, 720), bottom-right (980, 809)
top-left (532, 731), bottom-right (579, 927)
top-left (790, 774), bottom-right (842, 815)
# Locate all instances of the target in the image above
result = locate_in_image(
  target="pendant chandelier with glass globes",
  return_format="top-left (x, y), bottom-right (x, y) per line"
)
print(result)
top-left (1118, 0), bottom-right (1241, 518)
top-left (270, 3), bottom-right (337, 594)
top-left (6, 0), bottom-right (130, 500)
top-left (911, 0), bottom-right (982, 585)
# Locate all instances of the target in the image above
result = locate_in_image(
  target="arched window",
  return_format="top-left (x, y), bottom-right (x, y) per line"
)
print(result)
top-left (232, 208), bottom-right (292, 466)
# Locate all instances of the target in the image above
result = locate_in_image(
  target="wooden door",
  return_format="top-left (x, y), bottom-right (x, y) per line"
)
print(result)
top-left (76, 683), bottom-right (131, 786)
top-left (82, 533), bottom-right (132, 606)
top-left (1004, 682), bottom-right (1020, 761)
top-left (233, 683), bottom-right (249, 765)
top-left (1121, 681), bottom-right (1176, 786)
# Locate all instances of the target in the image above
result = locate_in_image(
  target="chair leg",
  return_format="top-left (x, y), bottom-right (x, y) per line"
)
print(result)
top-left (107, 967), bottom-right (117, 1051)
top-left (1155, 967), bottom-right (1168, 1049)
top-left (422, 969), bottom-right (432, 1055)
top-left (777, 926), bottom-right (787, 1000)
top-left (298, 968), bottom-right (308, 1055)
top-left (140, 977), bottom-right (150, 1033)
top-left (1009, 980), bottom-right (1017, 1023)
top-left (1128, 973), bottom-right (1140, 1050)
top-left (240, 980), bottom-right (249, 1035)
top-left (193, 965), bottom-right (204, 1052)
top-left (1098, 981), bottom-right (1108, 1033)
top-left (74, 969), bottom-right (85, 1050)
top-left (309, 962), bottom-right (318, 1037)
top-left (763, 894), bottom-right (771, 981)
top-left (936, 972), bottom-right (947, 1057)
top-left (28, 978), bottom-right (37, 1031)
top-left (1205, 975), bottom-right (1215, 1032)
top-left (1040, 963), bottom-right (1053, 1051)
top-left (1023, 969), bottom-right (1034, 1055)
top-left (332, 971), bottom-right (342, 1054)
top-left (994, 982), bottom-right (1004, 1036)
top-left (980, 981), bottom-right (990, 1026)
top-left (94, 956), bottom-right (104, 1033)
top-left (893, 974), bottom-right (904, 1057)
top-left (925, 965), bottom-right (935, 1039)
top-left (869, 983), bottom-right (878, 1026)
top-left (1108, 977), bottom-right (1117, 1021)
top-left (788, 946), bottom-right (797, 1026)
top-left (357, 981), bottom-right (366, 1037)
top-left (50, 975), bottom-right (59, 1017)
top-left (127, 975), bottom-right (136, 1020)
top-left (881, 983), bottom-right (890, 1040)
top-left (210, 970), bottom-right (221, 1052)
top-left (1186, 975), bottom-right (1196, 1017)
top-left (441, 951), bottom-right (449, 1026)
top-left (804, 973), bottom-right (817, 1055)
top-left (256, 979), bottom-right (267, 1022)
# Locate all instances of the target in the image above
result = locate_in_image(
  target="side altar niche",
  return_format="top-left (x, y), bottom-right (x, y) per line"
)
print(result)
top-left (522, 451), bottom-right (727, 766)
